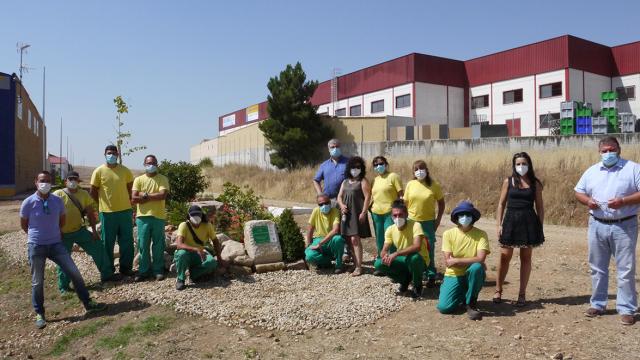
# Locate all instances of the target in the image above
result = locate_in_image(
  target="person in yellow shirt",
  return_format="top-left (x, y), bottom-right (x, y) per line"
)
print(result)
top-left (132, 155), bottom-right (170, 282)
top-left (174, 205), bottom-right (224, 290)
top-left (370, 156), bottom-right (403, 275)
top-left (404, 159), bottom-right (445, 287)
top-left (90, 145), bottom-right (135, 276)
top-left (305, 194), bottom-right (346, 273)
top-left (53, 171), bottom-right (115, 293)
top-left (437, 201), bottom-right (489, 321)
top-left (374, 200), bottom-right (429, 299)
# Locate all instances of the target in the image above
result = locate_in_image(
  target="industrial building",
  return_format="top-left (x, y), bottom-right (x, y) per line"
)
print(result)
top-left (0, 72), bottom-right (47, 197)
top-left (192, 35), bottom-right (639, 165)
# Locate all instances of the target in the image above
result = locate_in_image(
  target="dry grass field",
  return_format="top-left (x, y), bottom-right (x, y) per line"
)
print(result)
top-left (204, 144), bottom-right (640, 227)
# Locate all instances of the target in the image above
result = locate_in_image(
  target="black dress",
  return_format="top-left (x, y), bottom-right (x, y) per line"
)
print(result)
top-left (499, 177), bottom-right (545, 248)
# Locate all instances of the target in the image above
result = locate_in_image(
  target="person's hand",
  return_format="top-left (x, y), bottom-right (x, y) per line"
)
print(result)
top-left (340, 204), bottom-right (348, 214)
top-left (91, 231), bottom-right (101, 241)
top-left (446, 257), bottom-right (458, 267)
top-left (608, 197), bottom-right (624, 210)
top-left (310, 244), bottom-right (321, 251)
top-left (197, 248), bottom-right (207, 261)
top-left (587, 198), bottom-right (599, 210)
top-left (383, 253), bottom-right (396, 266)
top-left (358, 213), bottom-right (366, 224)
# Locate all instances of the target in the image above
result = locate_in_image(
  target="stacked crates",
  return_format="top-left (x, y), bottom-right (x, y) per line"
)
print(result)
top-left (600, 91), bottom-right (618, 133)
top-left (620, 113), bottom-right (637, 133)
top-left (559, 101), bottom-right (580, 135)
top-left (592, 117), bottom-right (607, 134)
top-left (560, 118), bottom-right (575, 135)
top-left (576, 107), bottom-right (593, 134)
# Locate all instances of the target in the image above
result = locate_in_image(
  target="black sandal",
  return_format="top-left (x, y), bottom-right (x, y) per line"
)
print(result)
top-left (514, 293), bottom-right (526, 307)
top-left (493, 290), bottom-right (502, 304)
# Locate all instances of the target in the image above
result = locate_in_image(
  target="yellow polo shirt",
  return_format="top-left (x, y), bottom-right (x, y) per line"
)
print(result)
top-left (308, 207), bottom-right (340, 238)
top-left (132, 173), bottom-right (170, 219)
top-left (176, 221), bottom-right (216, 250)
top-left (90, 164), bottom-right (133, 213)
top-left (404, 179), bottom-right (444, 221)
top-left (442, 227), bottom-right (490, 277)
top-left (384, 220), bottom-right (429, 265)
top-left (53, 188), bottom-right (93, 234)
top-left (371, 172), bottom-right (403, 215)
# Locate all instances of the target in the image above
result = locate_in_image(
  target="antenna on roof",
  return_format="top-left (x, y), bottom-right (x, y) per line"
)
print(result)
top-left (17, 42), bottom-right (32, 81)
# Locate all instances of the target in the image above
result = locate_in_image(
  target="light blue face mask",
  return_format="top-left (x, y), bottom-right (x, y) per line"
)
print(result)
top-left (374, 164), bottom-right (386, 174)
top-left (105, 154), bottom-right (118, 165)
top-left (329, 147), bottom-right (341, 158)
top-left (145, 164), bottom-right (158, 173)
top-left (601, 151), bottom-right (619, 167)
top-left (458, 214), bottom-right (473, 227)
top-left (320, 204), bottom-right (331, 214)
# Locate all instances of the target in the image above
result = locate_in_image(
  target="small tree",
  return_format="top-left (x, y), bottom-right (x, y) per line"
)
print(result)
top-left (276, 209), bottom-right (305, 262)
top-left (198, 157), bottom-right (213, 168)
top-left (259, 62), bottom-right (334, 170)
top-left (113, 95), bottom-right (146, 164)
top-left (158, 160), bottom-right (207, 203)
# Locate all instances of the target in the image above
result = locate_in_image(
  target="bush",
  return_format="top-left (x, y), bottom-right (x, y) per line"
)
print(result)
top-left (198, 157), bottom-right (213, 168)
top-left (166, 200), bottom-right (189, 227)
top-left (158, 160), bottom-right (207, 203)
top-left (215, 182), bottom-right (272, 242)
top-left (276, 209), bottom-right (305, 262)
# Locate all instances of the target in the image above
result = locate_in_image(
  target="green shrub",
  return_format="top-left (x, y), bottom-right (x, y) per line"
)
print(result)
top-left (216, 182), bottom-right (271, 220)
top-left (276, 209), bottom-right (305, 262)
top-left (158, 160), bottom-right (207, 203)
top-left (166, 200), bottom-right (189, 227)
top-left (198, 157), bottom-right (213, 168)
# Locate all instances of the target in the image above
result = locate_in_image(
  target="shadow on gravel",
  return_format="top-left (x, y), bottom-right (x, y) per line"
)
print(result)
top-left (530, 294), bottom-right (615, 306)
top-left (50, 299), bottom-right (151, 323)
top-left (477, 300), bottom-right (544, 317)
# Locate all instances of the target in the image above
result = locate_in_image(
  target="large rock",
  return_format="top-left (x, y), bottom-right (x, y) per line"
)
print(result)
top-left (228, 265), bottom-right (253, 276)
top-left (220, 240), bottom-right (246, 261)
top-left (243, 220), bottom-right (282, 265)
top-left (255, 262), bottom-right (285, 273)
top-left (233, 254), bottom-right (254, 267)
top-left (216, 233), bottom-right (233, 244)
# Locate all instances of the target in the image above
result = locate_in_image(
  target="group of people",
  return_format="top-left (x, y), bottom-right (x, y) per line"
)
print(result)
top-left (309, 137), bottom-right (639, 324)
top-left (19, 136), bottom-right (640, 328)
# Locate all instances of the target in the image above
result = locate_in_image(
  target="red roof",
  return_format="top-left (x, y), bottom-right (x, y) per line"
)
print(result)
top-left (611, 41), bottom-right (640, 76)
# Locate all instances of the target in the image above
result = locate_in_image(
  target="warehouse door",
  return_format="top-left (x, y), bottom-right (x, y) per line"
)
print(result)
top-left (506, 118), bottom-right (521, 137)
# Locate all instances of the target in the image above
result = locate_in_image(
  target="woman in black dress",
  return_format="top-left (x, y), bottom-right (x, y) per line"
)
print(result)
top-left (494, 152), bottom-right (544, 306)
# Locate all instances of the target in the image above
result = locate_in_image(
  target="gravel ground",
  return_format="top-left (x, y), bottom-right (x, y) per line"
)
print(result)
top-left (0, 231), bottom-right (410, 333)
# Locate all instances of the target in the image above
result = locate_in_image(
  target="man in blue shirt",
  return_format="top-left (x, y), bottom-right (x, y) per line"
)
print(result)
top-left (313, 138), bottom-right (349, 205)
top-left (575, 136), bottom-right (640, 326)
top-left (20, 171), bottom-right (106, 329)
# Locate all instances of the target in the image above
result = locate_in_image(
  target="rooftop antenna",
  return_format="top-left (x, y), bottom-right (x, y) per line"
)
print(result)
top-left (17, 42), bottom-right (31, 81)
top-left (331, 68), bottom-right (341, 116)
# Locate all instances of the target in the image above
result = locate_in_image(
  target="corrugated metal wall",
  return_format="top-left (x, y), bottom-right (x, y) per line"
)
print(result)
top-left (0, 73), bottom-right (15, 188)
top-left (612, 41), bottom-right (640, 76)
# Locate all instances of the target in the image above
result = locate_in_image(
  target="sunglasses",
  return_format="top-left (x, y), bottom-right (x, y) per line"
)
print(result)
top-left (373, 163), bottom-right (385, 166)
top-left (42, 199), bottom-right (50, 215)
top-left (318, 201), bottom-right (331, 207)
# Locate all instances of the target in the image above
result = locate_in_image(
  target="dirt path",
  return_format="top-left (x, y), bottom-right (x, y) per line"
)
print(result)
top-left (1, 200), bottom-right (639, 359)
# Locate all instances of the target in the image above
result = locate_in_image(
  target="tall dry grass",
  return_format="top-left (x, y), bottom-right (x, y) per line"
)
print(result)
top-left (204, 144), bottom-right (640, 227)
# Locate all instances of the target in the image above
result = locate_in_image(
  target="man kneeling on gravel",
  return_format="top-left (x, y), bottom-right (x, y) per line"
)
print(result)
top-left (374, 200), bottom-right (428, 299)
top-left (305, 194), bottom-right (346, 273)
top-left (437, 201), bottom-right (489, 321)
top-left (174, 205), bottom-right (225, 290)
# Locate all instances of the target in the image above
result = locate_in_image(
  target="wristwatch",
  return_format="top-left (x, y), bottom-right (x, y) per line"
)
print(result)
top-left (143, 192), bottom-right (149, 200)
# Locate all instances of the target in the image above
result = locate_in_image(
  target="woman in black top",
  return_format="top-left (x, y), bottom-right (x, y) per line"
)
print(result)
top-left (494, 152), bottom-right (545, 306)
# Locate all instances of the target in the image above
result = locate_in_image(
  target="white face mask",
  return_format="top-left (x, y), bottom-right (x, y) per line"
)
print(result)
top-left (37, 182), bottom-right (52, 194)
top-left (415, 169), bottom-right (427, 180)
top-left (189, 216), bottom-right (202, 225)
top-left (393, 217), bottom-right (406, 228)
top-left (515, 165), bottom-right (529, 176)
top-left (458, 215), bottom-right (473, 227)
top-left (67, 181), bottom-right (78, 190)
top-left (350, 168), bottom-right (361, 178)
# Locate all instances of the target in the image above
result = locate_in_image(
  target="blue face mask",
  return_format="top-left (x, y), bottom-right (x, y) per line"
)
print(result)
top-left (601, 152), bottom-right (619, 167)
top-left (458, 215), bottom-right (473, 227)
top-left (105, 154), bottom-right (118, 165)
top-left (319, 204), bottom-right (331, 214)
top-left (145, 164), bottom-right (158, 173)
top-left (374, 164), bottom-right (386, 174)
top-left (329, 147), bottom-right (341, 158)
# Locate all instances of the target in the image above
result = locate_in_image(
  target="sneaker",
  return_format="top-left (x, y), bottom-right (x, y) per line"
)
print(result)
top-left (411, 285), bottom-right (423, 299)
top-left (585, 307), bottom-right (605, 318)
top-left (155, 274), bottom-right (165, 281)
top-left (101, 273), bottom-right (123, 283)
top-left (176, 280), bottom-right (186, 291)
top-left (85, 300), bottom-right (107, 314)
top-left (621, 314), bottom-right (636, 326)
top-left (372, 270), bottom-right (384, 276)
top-left (120, 269), bottom-right (135, 277)
top-left (35, 314), bottom-right (46, 329)
top-left (334, 268), bottom-right (345, 274)
top-left (466, 304), bottom-right (482, 321)
top-left (134, 275), bottom-right (147, 283)
top-left (396, 283), bottom-right (409, 296)
top-left (425, 278), bottom-right (437, 289)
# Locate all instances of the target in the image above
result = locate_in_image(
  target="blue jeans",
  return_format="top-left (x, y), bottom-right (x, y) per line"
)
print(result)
top-left (588, 217), bottom-right (638, 315)
top-left (28, 242), bottom-right (91, 315)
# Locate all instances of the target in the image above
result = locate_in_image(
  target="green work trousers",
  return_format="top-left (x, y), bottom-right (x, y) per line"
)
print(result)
top-left (374, 252), bottom-right (425, 289)
top-left (100, 208), bottom-right (134, 274)
top-left (437, 263), bottom-right (486, 314)
top-left (415, 219), bottom-right (437, 279)
top-left (174, 249), bottom-right (218, 282)
top-left (304, 235), bottom-right (345, 269)
top-left (371, 212), bottom-right (393, 258)
top-left (136, 216), bottom-right (166, 276)
top-left (57, 228), bottom-right (113, 292)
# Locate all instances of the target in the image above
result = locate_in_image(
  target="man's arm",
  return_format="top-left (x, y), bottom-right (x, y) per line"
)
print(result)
top-left (127, 182), bottom-right (133, 200)
top-left (90, 186), bottom-right (99, 203)
top-left (85, 205), bottom-right (99, 239)
top-left (392, 234), bottom-right (422, 258)
top-left (317, 223), bottom-right (339, 246)
top-left (313, 180), bottom-right (323, 196)
top-left (305, 225), bottom-right (315, 247)
top-left (446, 249), bottom-right (488, 267)
top-left (575, 192), bottom-right (598, 210)
top-left (20, 217), bottom-right (28, 234)
top-left (59, 214), bottom-right (66, 231)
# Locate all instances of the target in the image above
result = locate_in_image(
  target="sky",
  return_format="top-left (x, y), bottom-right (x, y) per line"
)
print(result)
top-left (2, 0), bottom-right (639, 168)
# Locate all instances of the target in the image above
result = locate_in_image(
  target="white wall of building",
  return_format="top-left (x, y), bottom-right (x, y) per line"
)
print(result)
top-left (613, 74), bottom-right (640, 115)
top-left (414, 82), bottom-right (463, 127)
top-left (584, 71), bottom-right (611, 111)
top-left (317, 83), bottom-right (414, 119)
top-left (569, 68), bottom-right (584, 102)
top-left (535, 69), bottom-right (565, 136)
top-left (190, 138), bottom-right (218, 164)
top-left (448, 86), bottom-right (465, 128)
top-left (469, 84), bottom-right (491, 124)
top-left (491, 75), bottom-right (535, 136)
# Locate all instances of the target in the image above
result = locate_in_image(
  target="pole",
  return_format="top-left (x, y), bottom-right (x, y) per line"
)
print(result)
top-left (42, 67), bottom-right (46, 169)
top-left (59, 117), bottom-right (63, 178)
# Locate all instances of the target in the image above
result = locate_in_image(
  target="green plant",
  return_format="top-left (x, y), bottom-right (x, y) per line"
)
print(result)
top-left (49, 319), bottom-right (112, 356)
top-left (198, 157), bottom-right (213, 168)
top-left (97, 316), bottom-right (173, 350)
top-left (259, 62), bottom-right (334, 169)
top-left (276, 209), bottom-right (305, 262)
top-left (216, 182), bottom-right (270, 220)
top-left (113, 95), bottom-right (146, 164)
top-left (166, 200), bottom-right (190, 227)
top-left (158, 160), bottom-right (207, 203)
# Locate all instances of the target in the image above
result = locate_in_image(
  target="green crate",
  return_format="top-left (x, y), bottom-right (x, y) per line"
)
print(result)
top-left (601, 92), bottom-right (607, 101)
top-left (608, 91), bottom-right (618, 101)
top-left (560, 118), bottom-right (575, 135)
top-left (560, 118), bottom-right (575, 126)
top-left (607, 116), bottom-right (618, 133)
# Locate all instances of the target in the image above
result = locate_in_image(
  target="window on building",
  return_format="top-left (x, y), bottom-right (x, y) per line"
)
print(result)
top-left (371, 99), bottom-right (384, 113)
top-left (471, 95), bottom-right (489, 109)
top-left (349, 104), bottom-right (362, 116)
top-left (539, 82), bottom-right (562, 98)
top-left (16, 97), bottom-right (22, 120)
top-left (335, 108), bottom-right (346, 116)
top-left (405, 126), bottom-right (414, 140)
top-left (395, 94), bottom-right (411, 109)
top-left (28, 109), bottom-right (32, 129)
top-left (503, 89), bottom-right (523, 104)
top-left (539, 112), bottom-right (560, 129)
top-left (616, 86), bottom-right (636, 101)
